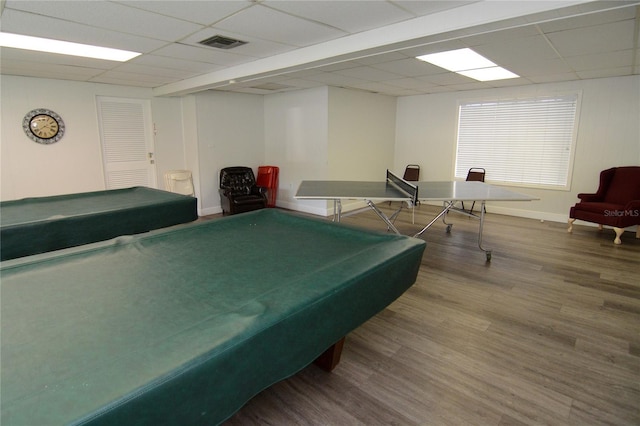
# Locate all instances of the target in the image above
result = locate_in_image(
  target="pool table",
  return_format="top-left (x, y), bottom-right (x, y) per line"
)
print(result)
top-left (1, 209), bottom-right (425, 425)
top-left (0, 186), bottom-right (197, 261)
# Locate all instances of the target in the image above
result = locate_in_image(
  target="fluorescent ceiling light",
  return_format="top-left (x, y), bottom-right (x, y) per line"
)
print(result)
top-left (0, 32), bottom-right (141, 62)
top-left (417, 48), bottom-right (496, 72)
top-left (416, 47), bottom-right (519, 81)
top-left (458, 67), bottom-right (519, 81)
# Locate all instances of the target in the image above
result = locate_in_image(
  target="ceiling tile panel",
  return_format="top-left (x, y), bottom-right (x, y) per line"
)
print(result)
top-left (546, 19), bottom-right (637, 57)
top-left (347, 81), bottom-right (420, 96)
top-left (89, 75), bottom-right (158, 87)
top-left (275, 77), bottom-right (325, 90)
top-left (151, 44), bottom-right (251, 67)
top-left (333, 66), bottom-right (404, 82)
top-left (424, 85), bottom-right (465, 94)
top-left (527, 72), bottom-right (580, 84)
top-left (484, 77), bottom-right (531, 89)
top-left (111, 63), bottom-right (199, 80)
top-left (265, 1), bottom-right (414, 33)
top-left (212, 4), bottom-right (346, 47)
top-left (90, 70), bottom-right (174, 86)
top-left (509, 58), bottom-right (573, 77)
top-left (0, 47), bottom-right (116, 70)
top-left (577, 66), bottom-right (633, 79)
top-left (566, 49), bottom-right (635, 72)
top-left (462, 25), bottom-right (540, 46)
top-left (371, 57), bottom-right (455, 77)
top-left (0, 59), bottom-right (108, 80)
top-left (180, 28), bottom-right (294, 59)
top-left (538, 6), bottom-right (637, 33)
top-left (353, 52), bottom-right (408, 66)
top-left (392, 1), bottom-right (480, 16)
top-left (0, 9), bottom-right (167, 52)
top-left (118, 0), bottom-right (252, 26)
top-left (0, 1), bottom-right (637, 94)
top-left (417, 72), bottom-right (474, 86)
top-left (385, 77), bottom-right (439, 90)
top-left (445, 81), bottom-right (492, 91)
top-left (471, 34), bottom-right (560, 63)
top-left (5, 1), bottom-right (204, 41)
top-left (130, 54), bottom-right (222, 74)
top-left (303, 72), bottom-right (366, 87)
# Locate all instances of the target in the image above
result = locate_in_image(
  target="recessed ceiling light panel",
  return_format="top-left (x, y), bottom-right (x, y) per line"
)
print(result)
top-left (0, 32), bottom-right (141, 62)
top-left (416, 47), bottom-right (519, 81)
top-left (417, 48), bottom-right (496, 72)
top-left (458, 67), bottom-right (519, 81)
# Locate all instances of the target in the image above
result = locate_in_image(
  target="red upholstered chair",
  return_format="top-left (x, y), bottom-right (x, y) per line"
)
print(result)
top-left (568, 166), bottom-right (640, 244)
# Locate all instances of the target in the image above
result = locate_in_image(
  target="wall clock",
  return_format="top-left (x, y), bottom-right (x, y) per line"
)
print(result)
top-left (22, 108), bottom-right (65, 144)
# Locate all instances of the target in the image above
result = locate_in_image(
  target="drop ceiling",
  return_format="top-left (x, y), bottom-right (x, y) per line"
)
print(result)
top-left (1, 0), bottom-right (638, 97)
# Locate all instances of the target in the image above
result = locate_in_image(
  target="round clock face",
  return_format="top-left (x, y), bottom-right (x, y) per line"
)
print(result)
top-left (23, 109), bottom-right (65, 144)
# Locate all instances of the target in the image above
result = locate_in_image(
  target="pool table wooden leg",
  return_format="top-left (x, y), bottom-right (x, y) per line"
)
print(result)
top-left (314, 337), bottom-right (345, 372)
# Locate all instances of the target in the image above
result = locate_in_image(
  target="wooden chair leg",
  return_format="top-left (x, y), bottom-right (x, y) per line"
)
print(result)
top-left (613, 227), bottom-right (624, 245)
top-left (568, 218), bottom-right (575, 233)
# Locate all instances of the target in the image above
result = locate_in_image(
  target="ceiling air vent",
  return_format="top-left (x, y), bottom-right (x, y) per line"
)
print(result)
top-left (198, 35), bottom-right (247, 50)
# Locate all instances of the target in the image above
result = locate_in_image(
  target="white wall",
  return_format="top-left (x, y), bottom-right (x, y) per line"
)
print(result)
top-left (328, 87), bottom-right (396, 180)
top-left (0, 75), bottom-right (186, 201)
top-left (180, 95), bottom-right (201, 213)
top-left (2, 74), bottom-right (637, 224)
top-left (194, 91), bottom-right (264, 215)
top-left (264, 86), bottom-right (397, 215)
top-left (265, 87), bottom-right (329, 214)
top-left (151, 96), bottom-right (188, 184)
top-left (395, 75), bottom-right (640, 222)
top-left (327, 87), bottom-right (397, 214)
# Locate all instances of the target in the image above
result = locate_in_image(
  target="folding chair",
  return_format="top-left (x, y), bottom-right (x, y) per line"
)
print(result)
top-left (462, 168), bottom-right (485, 213)
top-left (401, 165), bottom-right (420, 223)
top-left (403, 164), bottom-right (420, 182)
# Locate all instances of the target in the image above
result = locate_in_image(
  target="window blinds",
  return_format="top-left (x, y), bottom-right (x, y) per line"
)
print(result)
top-left (97, 96), bottom-right (155, 190)
top-left (455, 94), bottom-right (579, 188)
top-left (99, 100), bottom-right (147, 164)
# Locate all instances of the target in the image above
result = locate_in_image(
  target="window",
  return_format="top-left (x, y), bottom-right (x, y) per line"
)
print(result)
top-left (455, 94), bottom-right (579, 189)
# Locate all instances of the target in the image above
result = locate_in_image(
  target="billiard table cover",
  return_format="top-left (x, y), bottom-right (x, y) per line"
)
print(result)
top-left (1, 209), bottom-right (425, 425)
top-left (0, 186), bottom-right (198, 261)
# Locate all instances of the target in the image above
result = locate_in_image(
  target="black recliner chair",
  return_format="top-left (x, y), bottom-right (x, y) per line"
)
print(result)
top-left (219, 166), bottom-right (268, 215)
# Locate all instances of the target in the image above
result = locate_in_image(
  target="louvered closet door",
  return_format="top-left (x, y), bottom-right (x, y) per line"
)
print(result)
top-left (97, 96), bottom-right (157, 189)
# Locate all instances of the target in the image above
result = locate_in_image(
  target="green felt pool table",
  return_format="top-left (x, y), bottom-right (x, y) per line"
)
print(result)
top-left (1, 209), bottom-right (425, 425)
top-left (0, 186), bottom-right (197, 261)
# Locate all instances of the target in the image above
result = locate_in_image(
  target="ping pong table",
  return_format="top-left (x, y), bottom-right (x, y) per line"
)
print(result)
top-left (296, 170), bottom-right (537, 261)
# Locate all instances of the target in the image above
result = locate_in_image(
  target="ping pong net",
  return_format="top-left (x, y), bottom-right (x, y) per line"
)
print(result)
top-left (386, 169), bottom-right (418, 206)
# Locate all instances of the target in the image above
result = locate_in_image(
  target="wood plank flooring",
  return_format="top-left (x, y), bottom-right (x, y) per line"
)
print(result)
top-left (220, 205), bottom-right (640, 425)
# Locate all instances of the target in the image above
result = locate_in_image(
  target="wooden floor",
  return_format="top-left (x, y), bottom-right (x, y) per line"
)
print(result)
top-left (220, 205), bottom-right (640, 426)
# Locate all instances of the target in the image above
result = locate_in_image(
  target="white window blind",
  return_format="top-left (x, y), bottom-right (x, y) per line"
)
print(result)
top-left (455, 94), bottom-right (579, 189)
top-left (96, 96), bottom-right (156, 189)
top-left (99, 101), bottom-right (147, 163)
